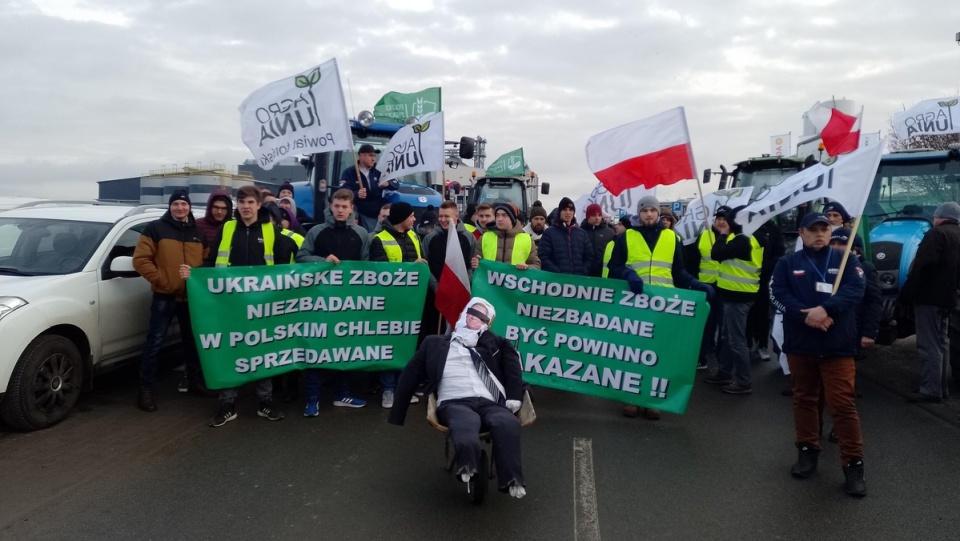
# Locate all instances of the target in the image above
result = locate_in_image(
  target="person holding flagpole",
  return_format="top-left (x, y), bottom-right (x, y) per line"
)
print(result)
top-left (339, 144), bottom-right (398, 232)
top-left (422, 201), bottom-right (476, 336)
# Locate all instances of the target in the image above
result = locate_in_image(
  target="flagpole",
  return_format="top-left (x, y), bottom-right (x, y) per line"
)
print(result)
top-left (831, 215), bottom-right (861, 295)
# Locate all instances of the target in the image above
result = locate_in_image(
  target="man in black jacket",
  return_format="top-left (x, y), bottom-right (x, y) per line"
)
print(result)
top-left (203, 185), bottom-right (298, 427)
top-left (387, 299), bottom-right (527, 499)
top-left (900, 202), bottom-right (960, 403)
top-left (338, 144), bottom-right (399, 232)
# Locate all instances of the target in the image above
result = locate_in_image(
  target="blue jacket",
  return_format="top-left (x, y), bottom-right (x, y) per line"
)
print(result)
top-left (538, 218), bottom-right (594, 276)
top-left (338, 165), bottom-right (398, 219)
top-left (770, 246), bottom-right (865, 358)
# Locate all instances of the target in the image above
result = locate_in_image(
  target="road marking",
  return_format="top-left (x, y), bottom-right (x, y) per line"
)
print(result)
top-left (573, 438), bottom-right (601, 541)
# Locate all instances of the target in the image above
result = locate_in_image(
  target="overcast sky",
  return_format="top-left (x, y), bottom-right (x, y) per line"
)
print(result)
top-left (2, 0), bottom-right (959, 207)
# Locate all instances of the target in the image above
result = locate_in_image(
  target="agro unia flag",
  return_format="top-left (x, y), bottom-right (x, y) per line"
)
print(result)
top-left (238, 59), bottom-right (352, 170)
top-left (736, 140), bottom-right (885, 237)
top-left (892, 97), bottom-right (960, 140)
top-left (375, 112), bottom-right (445, 183)
top-left (674, 187), bottom-right (754, 245)
top-left (487, 148), bottom-right (525, 176)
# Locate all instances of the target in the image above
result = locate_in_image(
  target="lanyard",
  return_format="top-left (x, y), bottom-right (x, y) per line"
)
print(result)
top-left (802, 249), bottom-right (832, 282)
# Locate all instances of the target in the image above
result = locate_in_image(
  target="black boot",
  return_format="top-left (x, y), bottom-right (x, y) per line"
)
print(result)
top-left (790, 444), bottom-right (819, 478)
top-left (843, 458), bottom-right (867, 497)
top-left (137, 391), bottom-right (157, 412)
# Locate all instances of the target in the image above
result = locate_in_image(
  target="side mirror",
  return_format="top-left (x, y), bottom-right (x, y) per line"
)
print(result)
top-left (540, 182), bottom-right (550, 195)
top-left (459, 137), bottom-right (475, 160)
top-left (702, 168), bottom-right (712, 184)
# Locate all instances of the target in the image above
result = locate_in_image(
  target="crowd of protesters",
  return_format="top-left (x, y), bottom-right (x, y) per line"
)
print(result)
top-left (131, 164), bottom-right (960, 499)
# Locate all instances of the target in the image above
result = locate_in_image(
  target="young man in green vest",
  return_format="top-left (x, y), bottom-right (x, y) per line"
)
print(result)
top-left (471, 202), bottom-right (541, 271)
top-left (203, 185), bottom-right (298, 427)
top-left (704, 205), bottom-right (764, 395)
top-left (370, 201), bottom-right (427, 408)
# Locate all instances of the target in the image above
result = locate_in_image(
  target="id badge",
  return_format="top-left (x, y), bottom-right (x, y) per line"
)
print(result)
top-left (816, 282), bottom-right (833, 293)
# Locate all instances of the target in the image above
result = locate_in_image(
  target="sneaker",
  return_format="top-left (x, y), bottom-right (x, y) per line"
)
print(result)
top-left (333, 394), bottom-right (367, 408)
top-left (843, 458), bottom-right (867, 497)
top-left (177, 376), bottom-right (189, 393)
top-left (704, 372), bottom-right (733, 385)
top-left (382, 391), bottom-right (395, 409)
top-left (257, 400), bottom-right (285, 421)
top-left (721, 381), bottom-right (752, 395)
top-left (696, 360), bottom-right (709, 371)
top-left (409, 394), bottom-right (420, 405)
top-left (790, 444), bottom-right (819, 478)
top-left (758, 349), bottom-right (771, 361)
top-left (209, 402), bottom-right (237, 427)
top-left (303, 399), bottom-right (319, 417)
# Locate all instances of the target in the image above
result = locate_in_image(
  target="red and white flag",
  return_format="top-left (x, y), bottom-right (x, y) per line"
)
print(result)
top-left (585, 107), bottom-right (696, 196)
top-left (434, 224), bottom-right (471, 327)
top-left (806, 102), bottom-right (862, 156)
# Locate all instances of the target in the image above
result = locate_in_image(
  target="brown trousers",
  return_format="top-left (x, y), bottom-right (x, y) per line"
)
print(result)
top-left (787, 354), bottom-right (864, 463)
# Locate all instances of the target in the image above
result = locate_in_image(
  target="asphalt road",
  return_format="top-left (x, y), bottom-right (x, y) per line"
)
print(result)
top-left (1, 341), bottom-right (959, 541)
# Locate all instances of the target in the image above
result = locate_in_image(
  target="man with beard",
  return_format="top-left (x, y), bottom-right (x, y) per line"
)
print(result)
top-left (582, 203), bottom-right (615, 277)
top-left (523, 202), bottom-right (548, 246)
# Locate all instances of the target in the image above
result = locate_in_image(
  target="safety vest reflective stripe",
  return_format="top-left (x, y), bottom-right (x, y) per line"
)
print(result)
top-left (601, 240), bottom-right (614, 278)
top-left (624, 229), bottom-right (676, 288)
top-left (215, 221), bottom-right (276, 267)
top-left (281, 229), bottom-right (304, 248)
top-left (375, 229), bottom-right (422, 262)
top-left (698, 230), bottom-right (719, 284)
top-left (464, 224), bottom-right (477, 233)
top-left (481, 231), bottom-right (532, 265)
top-left (717, 233), bottom-right (763, 292)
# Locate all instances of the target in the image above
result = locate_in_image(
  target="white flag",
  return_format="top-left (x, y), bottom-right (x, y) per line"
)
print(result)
top-left (674, 187), bottom-right (754, 245)
top-left (572, 182), bottom-right (655, 224)
top-left (376, 112), bottom-right (445, 182)
top-left (892, 97), bottom-right (960, 140)
top-left (238, 59), bottom-right (352, 171)
top-left (770, 133), bottom-right (791, 157)
top-left (736, 141), bottom-right (885, 237)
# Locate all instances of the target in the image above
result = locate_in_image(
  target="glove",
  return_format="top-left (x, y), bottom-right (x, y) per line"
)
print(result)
top-left (506, 399), bottom-right (522, 414)
top-left (624, 272), bottom-right (644, 295)
top-left (696, 282), bottom-right (715, 302)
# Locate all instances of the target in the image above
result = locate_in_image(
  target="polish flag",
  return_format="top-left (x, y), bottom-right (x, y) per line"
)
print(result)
top-left (434, 223), bottom-right (471, 327)
top-left (585, 107), bottom-right (696, 196)
top-left (806, 102), bottom-right (862, 156)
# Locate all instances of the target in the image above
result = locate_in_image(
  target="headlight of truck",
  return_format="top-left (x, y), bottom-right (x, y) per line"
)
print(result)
top-left (0, 297), bottom-right (28, 322)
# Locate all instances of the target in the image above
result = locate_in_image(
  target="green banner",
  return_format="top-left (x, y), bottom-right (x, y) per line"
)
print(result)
top-left (471, 260), bottom-right (708, 413)
top-left (485, 148), bottom-right (525, 176)
top-left (186, 261), bottom-right (428, 389)
top-left (373, 87), bottom-right (441, 125)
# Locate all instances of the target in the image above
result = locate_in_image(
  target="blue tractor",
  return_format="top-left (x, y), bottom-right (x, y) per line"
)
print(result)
top-left (293, 115), bottom-right (473, 225)
top-left (861, 147), bottom-right (960, 379)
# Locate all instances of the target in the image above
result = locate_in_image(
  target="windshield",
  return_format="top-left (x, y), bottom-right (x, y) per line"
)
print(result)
top-left (737, 167), bottom-right (802, 193)
top-left (0, 218), bottom-right (111, 275)
top-left (476, 181), bottom-right (525, 206)
top-left (331, 138), bottom-right (433, 188)
top-left (864, 157), bottom-right (960, 222)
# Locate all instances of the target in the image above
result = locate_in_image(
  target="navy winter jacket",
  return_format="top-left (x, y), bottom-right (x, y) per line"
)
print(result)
top-left (770, 246), bottom-right (865, 358)
top-left (538, 218), bottom-right (594, 276)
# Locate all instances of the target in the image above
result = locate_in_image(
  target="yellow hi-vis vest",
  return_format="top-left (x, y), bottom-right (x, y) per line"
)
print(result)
top-left (375, 229), bottom-right (421, 262)
top-left (481, 231), bottom-right (532, 265)
top-left (601, 239), bottom-right (614, 278)
top-left (624, 229), bottom-right (676, 288)
top-left (215, 221), bottom-right (276, 267)
top-left (281, 229), bottom-right (304, 263)
top-left (717, 233), bottom-right (763, 293)
top-left (697, 229), bottom-right (719, 284)
top-left (464, 224), bottom-right (477, 234)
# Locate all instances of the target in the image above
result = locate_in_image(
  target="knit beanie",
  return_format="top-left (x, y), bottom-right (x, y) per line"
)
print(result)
top-left (169, 189), bottom-right (191, 207)
top-left (529, 203), bottom-right (548, 220)
top-left (585, 203), bottom-right (603, 218)
top-left (494, 203), bottom-right (519, 227)
top-left (822, 201), bottom-right (851, 222)
top-left (389, 202), bottom-right (415, 225)
top-left (278, 181), bottom-right (295, 197)
top-left (637, 195), bottom-right (659, 213)
top-left (933, 202), bottom-right (960, 222)
top-left (558, 197), bottom-right (575, 212)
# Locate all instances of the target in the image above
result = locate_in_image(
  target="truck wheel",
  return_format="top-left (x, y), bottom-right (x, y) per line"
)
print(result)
top-left (0, 335), bottom-right (83, 431)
